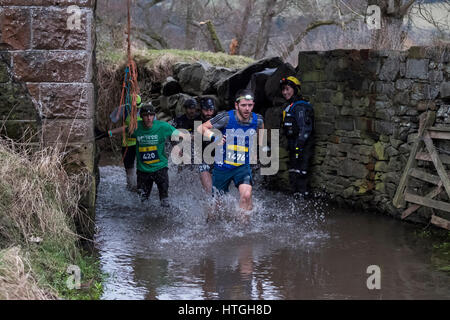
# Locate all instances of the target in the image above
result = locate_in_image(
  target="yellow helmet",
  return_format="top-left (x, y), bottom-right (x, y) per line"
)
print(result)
top-left (280, 76), bottom-right (301, 95)
top-left (280, 76), bottom-right (301, 88)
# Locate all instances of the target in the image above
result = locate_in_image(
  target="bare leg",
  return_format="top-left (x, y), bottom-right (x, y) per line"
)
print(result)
top-left (126, 168), bottom-right (137, 192)
top-left (206, 191), bottom-right (223, 223)
top-left (200, 171), bottom-right (213, 193)
top-left (238, 183), bottom-right (253, 211)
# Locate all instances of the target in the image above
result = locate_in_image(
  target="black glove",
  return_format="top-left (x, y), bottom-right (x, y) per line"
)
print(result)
top-left (95, 128), bottom-right (109, 140)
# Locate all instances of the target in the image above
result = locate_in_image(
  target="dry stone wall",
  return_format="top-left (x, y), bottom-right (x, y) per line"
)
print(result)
top-left (292, 47), bottom-right (450, 223)
top-left (0, 0), bottom-right (97, 237)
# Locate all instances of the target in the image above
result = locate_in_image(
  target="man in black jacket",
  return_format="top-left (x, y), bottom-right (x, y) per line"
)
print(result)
top-left (196, 97), bottom-right (216, 192)
top-left (280, 76), bottom-right (315, 198)
top-left (174, 98), bottom-right (199, 132)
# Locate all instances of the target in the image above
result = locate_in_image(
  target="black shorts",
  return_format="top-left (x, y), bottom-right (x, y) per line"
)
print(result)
top-left (137, 167), bottom-right (169, 200)
top-left (197, 162), bottom-right (213, 174)
top-left (122, 145), bottom-right (136, 169)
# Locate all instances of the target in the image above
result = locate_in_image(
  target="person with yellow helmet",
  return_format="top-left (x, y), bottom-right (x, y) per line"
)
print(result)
top-left (280, 76), bottom-right (315, 199)
top-left (108, 94), bottom-right (143, 191)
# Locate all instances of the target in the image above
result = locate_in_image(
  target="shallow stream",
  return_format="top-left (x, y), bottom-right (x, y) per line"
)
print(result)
top-left (95, 165), bottom-right (450, 300)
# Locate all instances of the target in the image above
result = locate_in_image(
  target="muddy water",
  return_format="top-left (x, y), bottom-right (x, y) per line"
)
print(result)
top-left (95, 165), bottom-right (450, 300)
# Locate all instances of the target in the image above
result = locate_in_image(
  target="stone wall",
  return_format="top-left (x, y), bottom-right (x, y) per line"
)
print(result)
top-left (286, 47), bottom-right (450, 223)
top-left (0, 0), bottom-right (97, 237)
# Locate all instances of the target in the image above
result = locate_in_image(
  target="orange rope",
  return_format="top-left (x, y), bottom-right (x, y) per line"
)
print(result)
top-left (119, 0), bottom-right (140, 148)
top-left (127, 60), bottom-right (139, 134)
top-left (118, 0), bottom-right (140, 160)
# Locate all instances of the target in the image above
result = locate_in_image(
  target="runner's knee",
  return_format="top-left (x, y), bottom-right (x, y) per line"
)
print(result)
top-left (240, 188), bottom-right (252, 203)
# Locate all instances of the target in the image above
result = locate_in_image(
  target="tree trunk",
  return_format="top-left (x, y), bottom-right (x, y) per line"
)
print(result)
top-left (206, 21), bottom-right (224, 53)
top-left (135, 0), bottom-right (170, 49)
top-left (185, 1), bottom-right (196, 50)
top-left (368, 0), bottom-right (416, 49)
top-left (234, 0), bottom-right (256, 55)
top-left (134, 26), bottom-right (169, 49)
top-left (254, 0), bottom-right (278, 59)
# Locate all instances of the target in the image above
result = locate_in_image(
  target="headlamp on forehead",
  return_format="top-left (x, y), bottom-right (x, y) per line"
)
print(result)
top-left (236, 94), bottom-right (254, 102)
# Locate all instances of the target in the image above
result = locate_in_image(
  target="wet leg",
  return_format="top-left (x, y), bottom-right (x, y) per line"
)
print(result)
top-left (154, 167), bottom-right (169, 207)
top-left (137, 171), bottom-right (154, 201)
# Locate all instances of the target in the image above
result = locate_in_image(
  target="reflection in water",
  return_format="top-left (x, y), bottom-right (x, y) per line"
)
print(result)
top-left (95, 165), bottom-right (450, 300)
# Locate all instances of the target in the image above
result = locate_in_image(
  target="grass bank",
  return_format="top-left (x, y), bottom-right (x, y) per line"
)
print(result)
top-left (0, 139), bottom-right (104, 300)
top-left (98, 48), bottom-right (254, 71)
top-left (96, 47), bottom-right (254, 113)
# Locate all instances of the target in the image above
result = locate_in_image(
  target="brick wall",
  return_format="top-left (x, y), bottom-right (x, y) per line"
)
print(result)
top-left (0, 0), bottom-right (97, 237)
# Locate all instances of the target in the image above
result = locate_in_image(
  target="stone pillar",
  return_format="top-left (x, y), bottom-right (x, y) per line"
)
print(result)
top-left (0, 0), bottom-right (97, 238)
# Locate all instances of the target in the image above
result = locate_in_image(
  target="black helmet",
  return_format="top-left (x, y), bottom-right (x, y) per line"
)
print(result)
top-left (140, 102), bottom-right (156, 115)
top-left (200, 97), bottom-right (215, 110)
top-left (183, 98), bottom-right (197, 109)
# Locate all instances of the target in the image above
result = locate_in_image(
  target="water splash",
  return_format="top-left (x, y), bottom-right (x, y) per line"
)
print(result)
top-left (96, 165), bottom-right (329, 252)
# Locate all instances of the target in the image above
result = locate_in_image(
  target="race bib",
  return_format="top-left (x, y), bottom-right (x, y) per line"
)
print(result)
top-left (224, 144), bottom-right (247, 166)
top-left (139, 146), bottom-right (160, 164)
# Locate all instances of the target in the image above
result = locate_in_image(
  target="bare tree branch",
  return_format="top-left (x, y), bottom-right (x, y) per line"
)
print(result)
top-left (133, 26), bottom-right (169, 48)
top-left (134, 0), bottom-right (170, 49)
top-left (399, 0), bottom-right (417, 17)
top-left (281, 20), bottom-right (341, 60)
top-left (254, 0), bottom-right (278, 59)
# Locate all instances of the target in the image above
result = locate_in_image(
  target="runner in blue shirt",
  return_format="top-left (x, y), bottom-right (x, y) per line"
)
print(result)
top-left (198, 89), bottom-right (265, 219)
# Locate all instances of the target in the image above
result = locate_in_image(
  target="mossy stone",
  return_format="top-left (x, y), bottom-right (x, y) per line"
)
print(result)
top-left (374, 141), bottom-right (388, 160)
top-left (0, 62), bottom-right (9, 83)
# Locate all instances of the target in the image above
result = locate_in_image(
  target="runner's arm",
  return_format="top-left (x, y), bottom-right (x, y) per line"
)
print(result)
top-left (177, 131), bottom-right (192, 141)
top-left (170, 129), bottom-right (191, 158)
top-left (108, 126), bottom-right (127, 137)
top-left (198, 120), bottom-right (214, 139)
top-left (198, 120), bottom-right (227, 145)
top-left (198, 112), bottom-right (229, 142)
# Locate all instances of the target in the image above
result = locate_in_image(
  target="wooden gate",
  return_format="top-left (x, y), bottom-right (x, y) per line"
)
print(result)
top-left (393, 111), bottom-right (450, 230)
